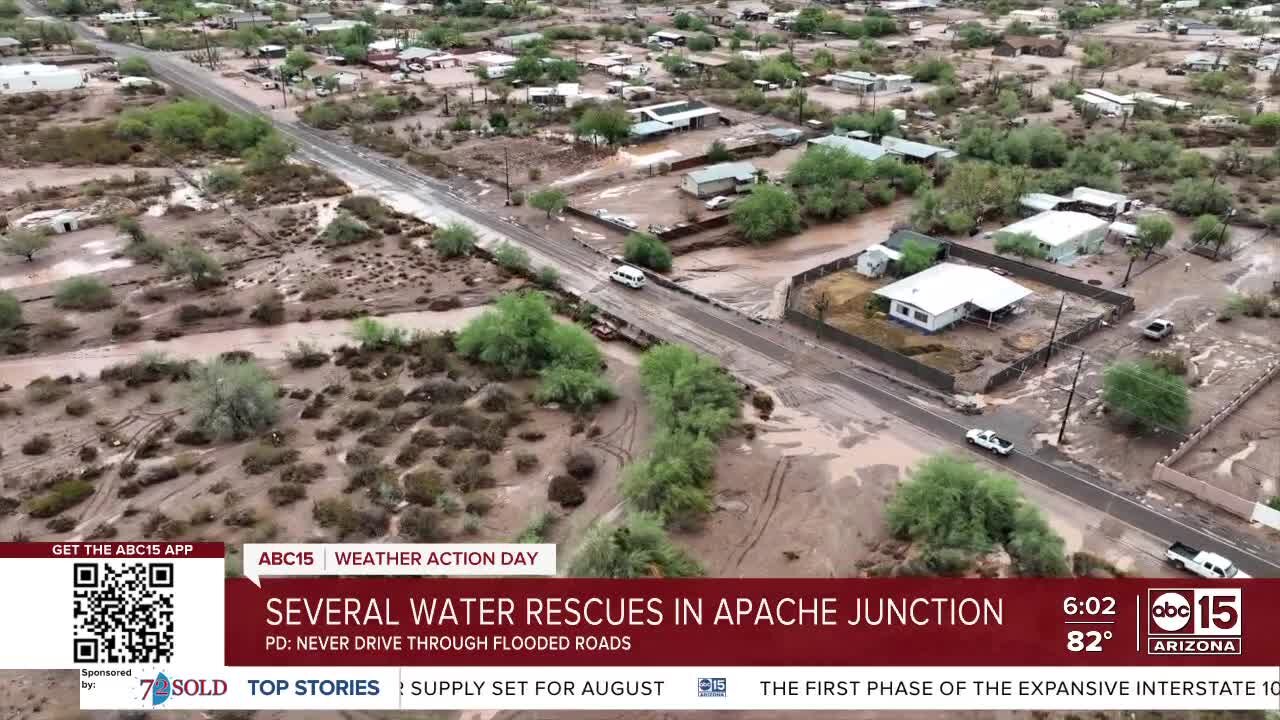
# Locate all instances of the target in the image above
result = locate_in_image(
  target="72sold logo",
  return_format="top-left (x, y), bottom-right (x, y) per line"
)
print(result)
top-left (1146, 588), bottom-right (1241, 655)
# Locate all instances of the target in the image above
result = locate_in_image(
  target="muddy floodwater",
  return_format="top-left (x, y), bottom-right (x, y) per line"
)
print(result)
top-left (0, 306), bottom-right (487, 387)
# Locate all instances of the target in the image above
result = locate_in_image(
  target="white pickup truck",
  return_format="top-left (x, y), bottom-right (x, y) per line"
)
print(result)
top-left (1166, 542), bottom-right (1251, 579)
top-left (965, 429), bottom-right (1015, 456)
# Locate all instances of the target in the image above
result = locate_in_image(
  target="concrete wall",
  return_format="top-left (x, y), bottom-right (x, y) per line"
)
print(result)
top-left (1152, 464), bottom-right (1258, 519)
top-left (1161, 358), bottom-right (1280, 466)
top-left (1252, 502), bottom-right (1280, 529)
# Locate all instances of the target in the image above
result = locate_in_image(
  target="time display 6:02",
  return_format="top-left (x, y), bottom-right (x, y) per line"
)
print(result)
top-left (1062, 596), bottom-right (1116, 616)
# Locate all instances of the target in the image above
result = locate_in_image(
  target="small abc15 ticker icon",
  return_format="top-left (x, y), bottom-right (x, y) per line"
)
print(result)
top-left (1146, 588), bottom-right (1242, 655)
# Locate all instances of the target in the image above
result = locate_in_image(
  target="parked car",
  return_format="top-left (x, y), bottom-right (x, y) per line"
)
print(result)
top-left (594, 209), bottom-right (612, 220)
top-left (1142, 319), bottom-right (1174, 341)
top-left (610, 265), bottom-right (647, 289)
top-left (965, 429), bottom-right (1015, 456)
top-left (390, 72), bottom-right (411, 84)
top-left (315, 86), bottom-right (331, 97)
top-left (1165, 66), bottom-right (1187, 75)
top-left (1166, 542), bottom-right (1250, 579)
top-left (260, 80), bottom-right (278, 90)
top-left (612, 216), bottom-right (638, 229)
top-left (705, 195), bottom-right (734, 210)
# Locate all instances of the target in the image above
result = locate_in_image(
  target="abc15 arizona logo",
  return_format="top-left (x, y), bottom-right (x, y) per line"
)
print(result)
top-left (1146, 589), bottom-right (1242, 655)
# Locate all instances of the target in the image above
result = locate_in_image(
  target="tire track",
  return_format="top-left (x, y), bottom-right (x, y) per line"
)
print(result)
top-left (728, 456), bottom-right (791, 573)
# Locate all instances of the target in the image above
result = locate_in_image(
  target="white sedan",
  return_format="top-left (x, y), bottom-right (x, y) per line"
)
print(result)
top-left (704, 195), bottom-right (734, 210)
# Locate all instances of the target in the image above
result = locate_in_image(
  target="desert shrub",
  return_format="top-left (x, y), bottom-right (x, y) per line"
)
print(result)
top-left (54, 276), bottom-right (114, 310)
top-left (249, 289), bottom-right (286, 324)
top-left (639, 344), bottom-right (739, 437)
top-left (312, 496), bottom-right (388, 539)
top-left (569, 512), bottom-right (702, 577)
top-left (268, 483), bottom-right (307, 506)
top-left (404, 469), bottom-right (444, 506)
top-left (493, 242), bottom-right (530, 274)
top-left (432, 222), bottom-right (476, 258)
top-left (400, 506), bottom-right (445, 541)
top-left (301, 278), bottom-right (340, 300)
top-left (516, 511), bottom-right (555, 543)
top-left (285, 341), bottom-right (329, 368)
top-left (564, 449), bottom-right (597, 481)
top-left (0, 291), bottom-right (20, 330)
top-left (993, 231), bottom-right (1047, 260)
top-left (1224, 292), bottom-right (1271, 318)
top-left (457, 292), bottom-right (606, 379)
top-left (165, 243), bottom-right (224, 289)
top-left (349, 317), bottom-right (408, 350)
top-left (623, 233), bottom-right (672, 272)
top-left (242, 444), bottom-right (299, 475)
top-left (751, 390), bottom-right (774, 418)
top-left (28, 479), bottom-right (94, 518)
top-left (620, 430), bottom-right (716, 526)
top-left (535, 265), bottom-right (560, 288)
top-left (535, 366), bottom-right (617, 411)
top-left (1147, 351), bottom-right (1187, 376)
top-left (187, 359), bottom-right (280, 441)
top-left (100, 352), bottom-right (191, 386)
top-left (204, 165), bottom-right (243, 194)
top-left (514, 451), bottom-right (539, 472)
top-left (321, 213), bottom-right (376, 247)
top-left (548, 474), bottom-right (586, 507)
top-left (281, 462), bottom-right (325, 484)
top-left (21, 433), bottom-right (53, 455)
top-left (65, 397), bottom-right (93, 417)
top-left (26, 376), bottom-right (71, 404)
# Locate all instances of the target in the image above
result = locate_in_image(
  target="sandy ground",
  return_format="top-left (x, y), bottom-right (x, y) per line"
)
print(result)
top-left (1173, 375), bottom-right (1280, 503)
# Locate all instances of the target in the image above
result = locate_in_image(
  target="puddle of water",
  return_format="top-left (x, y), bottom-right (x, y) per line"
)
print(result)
top-left (0, 306), bottom-right (488, 388)
top-left (1214, 441), bottom-right (1257, 477)
top-left (0, 257), bottom-right (134, 291)
top-left (146, 181), bottom-right (214, 217)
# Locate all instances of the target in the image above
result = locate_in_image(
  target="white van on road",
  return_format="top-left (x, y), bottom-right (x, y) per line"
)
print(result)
top-left (609, 265), bottom-right (647, 289)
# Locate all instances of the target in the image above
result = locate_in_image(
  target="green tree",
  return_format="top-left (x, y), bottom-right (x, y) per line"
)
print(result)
top-left (896, 238), bottom-right (937, 276)
top-left (1102, 360), bottom-right (1191, 432)
top-left (1168, 177), bottom-right (1231, 216)
top-left (623, 232), bottom-right (673, 272)
top-left (834, 108), bottom-right (899, 139)
top-left (639, 344), bottom-right (739, 438)
top-left (165, 242), bottom-right (224, 289)
top-left (993, 231), bottom-right (1047, 259)
top-left (432, 222), bottom-right (477, 257)
top-left (1134, 215), bottom-right (1174, 259)
top-left (187, 358), bottom-right (280, 441)
top-left (996, 88), bottom-right (1021, 119)
top-left (0, 290), bottom-right (20, 330)
top-left (1, 228), bottom-right (52, 262)
top-left (244, 134), bottom-right (292, 174)
top-left (1191, 213), bottom-right (1229, 250)
top-left (569, 513), bottom-right (702, 577)
top-left (1261, 206), bottom-right (1280, 234)
top-left (572, 104), bottom-right (633, 145)
top-left (284, 47), bottom-right (314, 75)
top-left (528, 188), bottom-right (566, 219)
top-left (731, 185), bottom-right (800, 243)
top-left (457, 291), bottom-right (602, 376)
top-left (910, 57), bottom-right (954, 83)
top-left (117, 56), bottom-right (151, 77)
top-left (1251, 112), bottom-right (1280, 142)
top-left (54, 276), bottom-right (113, 311)
top-left (888, 455), bottom-right (1019, 552)
top-left (706, 140), bottom-right (732, 163)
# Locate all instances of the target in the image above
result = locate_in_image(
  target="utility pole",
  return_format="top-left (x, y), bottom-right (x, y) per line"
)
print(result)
top-left (1057, 351), bottom-right (1086, 446)
top-left (1044, 293), bottom-right (1065, 368)
top-left (279, 74), bottom-right (287, 108)
top-left (503, 146), bottom-right (511, 205)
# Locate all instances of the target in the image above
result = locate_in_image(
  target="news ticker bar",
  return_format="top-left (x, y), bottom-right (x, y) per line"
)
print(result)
top-left (80, 666), bottom-right (1280, 711)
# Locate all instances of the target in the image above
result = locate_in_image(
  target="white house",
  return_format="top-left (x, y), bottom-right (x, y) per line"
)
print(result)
top-left (468, 51), bottom-right (519, 69)
top-left (874, 263), bottom-right (1033, 333)
top-left (1257, 53), bottom-right (1280, 71)
top-left (880, 136), bottom-right (957, 165)
top-left (494, 32), bottom-right (544, 51)
top-left (857, 243), bottom-right (902, 278)
top-left (1007, 7), bottom-right (1058, 24)
top-left (628, 99), bottom-right (720, 130)
top-left (1183, 51), bottom-right (1230, 71)
top-left (1077, 88), bottom-right (1135, 117)
top-left (681, 161), bottom-right (758, 198)
top-left (808, 134), bottom-right (887, 162)
top-left (1129, 91), bottom-right (1191, 110)
top-left (374, 2), bottom-right (411, 15)
top-left (1236, 3), bottom-right (1276, 16)
top-left (998, 210), bottom-right (1110, 262)
top-left (880, 0), bottom-right (937, 13)
top-left (1070, 186), bottom-right (1133, 217)
top-left (0, 63), bottom-right (84, 94)
top-left (829, 70), bottom-right (912, 94)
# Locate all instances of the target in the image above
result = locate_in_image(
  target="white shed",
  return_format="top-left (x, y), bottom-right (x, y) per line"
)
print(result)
top-left (998, 210), bottom-right (1110, 262)
top-left (857, 243), bottom-right (902, 278)
top-left (0, 63), bottom-right (84, 94)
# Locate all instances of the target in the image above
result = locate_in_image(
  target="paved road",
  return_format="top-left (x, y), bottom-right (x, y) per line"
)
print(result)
top-left (43, 16), bottom-right (1280, 577)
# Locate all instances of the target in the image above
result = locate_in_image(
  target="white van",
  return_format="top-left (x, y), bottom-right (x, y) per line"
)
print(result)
top-left (609, 265), bottom-right (647, 289)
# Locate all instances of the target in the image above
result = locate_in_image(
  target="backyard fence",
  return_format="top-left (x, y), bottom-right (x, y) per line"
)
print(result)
top-left (944, 243), bottom-right (1136, 314)
top-left (785, 253), bottom-right (958, 393)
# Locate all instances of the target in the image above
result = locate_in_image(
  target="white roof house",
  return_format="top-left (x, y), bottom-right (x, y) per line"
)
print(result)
top-left (1129, 91), bottom-right (1191, 110)
top-left (1078, 88), bottom-right (1136, 116)
top-left (681, 161), bottom-right (758, 198)
top-left (628, 99), bottom-right (720, 130)
top-left (875, 263), bottom-right (1033, 332)
top-left (880, 136), bottom-right (957, 163)
top-left (1183, 51), bottom-right (1230, 70)
top-left (998, 210), bottom-right (1110, 262)
top-left (494, 32), bottom-right (544, 50)
top-left (808, 135), bottom-right (887, 162)
top-left (1070, 186), bottom-right (1130, 215)
top-left (468, 51), bottom-right (519, 67)
top-left (0, 63), bottom-right (84, 94)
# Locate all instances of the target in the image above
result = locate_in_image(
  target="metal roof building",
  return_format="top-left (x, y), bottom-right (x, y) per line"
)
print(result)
top-left (880, 136), bottom-right (957, 163)
top-left (998, 210), bottom-right (1109, 262)
top-left (808, 135), bottom-right (887, 162)
top-left (874, 263), bottom-right (1033, 333)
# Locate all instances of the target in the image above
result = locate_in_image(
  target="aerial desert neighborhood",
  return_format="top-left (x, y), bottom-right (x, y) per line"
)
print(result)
top-left (2, 0), bottom-right (1280, 710)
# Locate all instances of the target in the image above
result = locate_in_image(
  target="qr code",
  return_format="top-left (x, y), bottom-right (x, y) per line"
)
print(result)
top-left (72, 562), bottom-right (174, 664)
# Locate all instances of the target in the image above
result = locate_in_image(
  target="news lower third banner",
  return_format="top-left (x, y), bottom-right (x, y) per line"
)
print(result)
top-left (3, 542), bottom-right (1280, 710)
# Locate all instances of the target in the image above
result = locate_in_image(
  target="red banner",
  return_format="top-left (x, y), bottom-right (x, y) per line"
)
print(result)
top-left (224, 578), bottom-right (1273, 666)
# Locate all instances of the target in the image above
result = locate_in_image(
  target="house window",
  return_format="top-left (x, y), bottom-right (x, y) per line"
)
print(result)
top-left (896, 303), bottom-right (910, 317)
top-left (913, 310), bottom-right (928, 323)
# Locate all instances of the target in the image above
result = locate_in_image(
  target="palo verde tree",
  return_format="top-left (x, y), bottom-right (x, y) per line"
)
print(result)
top-left (1102, 360), bottom-right (1191, 433)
